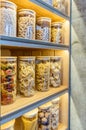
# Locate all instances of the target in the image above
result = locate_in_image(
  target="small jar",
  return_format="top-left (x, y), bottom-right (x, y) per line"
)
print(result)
top-left (0, 0), bottom-right (17, 36)
top-left (22, 108), bottom-right (38, 130)
top-left (42, 0), bottom-right (52, 6)
top-left (1, 57), bottom-right (17, 105)
top-left (51, 98), bottom-right (60, 130)
top-left (1, 119), bottom-right (15, 130)
top-left (36, 17), bottom-right (51, 42)
top-left (38, 103), bottom-right (52, 130)
top-left (50, 56), bottom-right (62, 87)
top-left (18, 9), bottom-right (36, 39)
top-left (53, 0), bottom-right (65, 14)
top-left (36, 56), bottom-right (50, 91)
top-left (51, 22), bottom-right (64, 44)
top-left (18, 57), bottom-right (35, 97)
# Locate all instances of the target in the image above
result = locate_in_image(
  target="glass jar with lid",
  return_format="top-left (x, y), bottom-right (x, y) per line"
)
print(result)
top-left (1, 57), bottom-right (17, 105)
top-left (22, 108), bottom-right (38, 130)
top-left (36, 56), bottom-right (50, 91)
top-left (38, 102), bottom-right (52, 130)
top-left (51, 98), bottom-right (60, 130)
top-left (0, 0), bottom-right (17, 36)
top-left (18, 9), bottom-right (36, 40)
top-left (18, 57), bottom-right (35, 97)
top-left (51, 22), bottom-right (64, 44)
top-left (53, 0), bottom-right (66, 14)
top-left (36, 17), bottom-right (51, 42)
top-left (1, 119), bottom-right (15, 130)
top-left (50, 56), bottom-right (62, 88)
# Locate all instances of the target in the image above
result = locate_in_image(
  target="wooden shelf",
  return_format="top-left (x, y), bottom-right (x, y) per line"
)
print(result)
top-left (1, 86), bottom-right (68, 125)
top-left (0, 36), bottom-right (69, 50)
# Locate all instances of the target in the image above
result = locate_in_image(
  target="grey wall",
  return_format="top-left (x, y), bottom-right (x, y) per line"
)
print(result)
top-left (70, 0), bottom-right (86, 130)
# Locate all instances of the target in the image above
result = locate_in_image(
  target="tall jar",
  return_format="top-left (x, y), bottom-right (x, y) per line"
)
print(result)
top-left (53, 0), bottom-right (66, 14)
top-left (22, 108), bottom-right (38, 130)
top-left (18, 57), bottom-right (35, 97)
top-left (51, 22), bottom-right (64, 44)
top-left (1, 119), bottom-right (15, 130)
top-left (0, 0), bottom-right (17, 36)
top-left (38, 103), bottom-right (52, 130)
top-left (50, 56), bottom-right (62, 87)
top-left (51, 98), bottom-right (60, 130)
top-left (36, 17), bottom-right (51, 42)
top-left (36, 56), bottom-right (50, 91)
top-left (42, 0), bottom-right (52, 6)
top-left (1, 57), bottom-right (17, 105)
top-left (18, 9), bottom-right (36, 39)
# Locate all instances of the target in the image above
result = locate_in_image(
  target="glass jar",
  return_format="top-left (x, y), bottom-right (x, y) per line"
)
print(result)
top-left (51, 22), bottom-right (64, 44)
top-left (42, 0), bottom-right (52, 6)
top-left (18, 57), bottom-right (35, 97)
top-left (18, 9), bottom-right (36, 39)
top-left (51, 98), bottom-right (60, 130)
top-left (22, 108), bottom-right (38, 130)
top-left (50, 56), bottom-right (62, 87)
top-left (1, 119), bottom-right (15, 130)
top-left (36, 56), bottom-right (50, 91)
top-left (36, 17), bottom-right (51, 42)
top-left (1, 57), bottom-right (17, 105)
top-left (38, 103), bottom-right (52, 130)
top-left (53, 0), bottom-right (65, 14)
top-left (0, 0), bottom-right (17, 36)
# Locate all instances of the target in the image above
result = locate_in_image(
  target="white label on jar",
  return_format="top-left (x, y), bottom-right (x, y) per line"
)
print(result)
top-left (26, 26), bottom-right (33, 39)
top-left (5, 24), bottom-right (13, 36)
top-left (43, 27), bottom-right (49, 41)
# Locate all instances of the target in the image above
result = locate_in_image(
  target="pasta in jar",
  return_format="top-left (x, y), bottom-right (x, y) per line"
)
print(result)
top-left (18, 57), bottom-right (35, 97)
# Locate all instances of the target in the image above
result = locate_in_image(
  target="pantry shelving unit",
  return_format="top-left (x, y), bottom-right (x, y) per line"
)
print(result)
top-left (0, 0), bottom-right (71, 129)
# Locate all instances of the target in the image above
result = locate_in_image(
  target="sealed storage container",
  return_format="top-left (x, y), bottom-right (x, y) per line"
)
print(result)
top-left (18, 57), bottom-right (35, 97)
top-left (1, 119), bottom-right (15, 130)
top-left (53, 0), bottom-right (66, 14)
top-left (51, 22), bottom-right (64, 44)
top-left (22, 108), bottom-right (38, 130)
top-left (38, 103), bottom-right (52, 130)
top-left (36, 17), bottom-right (51, 42)
top-left (50, 56), bottom-right (62, 87)
top-left (1, 57), bottom-right (17, 105)
top-left (42, 0), bottom-right (52, 6)
top-left (36, 56), bottom-right (50, 91)
top-left (0, 0), bottom-right (17, 36)
top-left (18, 9), bottom-right (36, 39)
top-left (51, 98), bottom-right (60, 130)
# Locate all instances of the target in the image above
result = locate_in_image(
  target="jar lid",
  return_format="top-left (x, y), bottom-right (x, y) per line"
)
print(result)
top-left (18, 56), bottom-right (35, 61)
top-left (50, 56), bottom-right (62, 60)
top-left (36, 56), bottom-right (50, 61)
top-left (52, 98), bottom-right (60, 104)
top-left (23, 108), bottom-right (38, 118)
top-left (0, 0), bottom-right (17, 9)
top-left (51, 22), bottom-right (63, 26)
top-left (37, 17), bottom-right (51, 21)
top-left (39, 102), bottom-right (52, 110)
top-left (1, 120), bottom-right (15, 129)
top-left (1, 57), bottom-right (17, 61)
top-left (18, 9), bottom-right (36, 15)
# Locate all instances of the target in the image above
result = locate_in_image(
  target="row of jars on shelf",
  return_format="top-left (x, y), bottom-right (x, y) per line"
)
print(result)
top-left (1, 98), bottom-right (60, 130)
top-left (0, 0), bottom-right (64, 44)
top-left (1, 56), bottom-right (62, 105)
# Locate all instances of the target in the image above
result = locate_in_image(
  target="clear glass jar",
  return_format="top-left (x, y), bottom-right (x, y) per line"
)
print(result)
top-left (50, 56), bottom-right (62, 87)
top-left (51, 98), bottom-right (60, 130)
top-left (42, 0), bottom-right (52, 6)
top-left (0, 0), bottom-right (17, 36)
top-left (18, 9), bottom-right (36, 39)
top-left (36, 56), bottom-right (50, 91)
top-left (1, 57), bottom-right (17, 105)
top-left (53, 0), bottom-right (65, 14)
top-left (18, 57), bottom-right (35, 97)
top-left (51, 22), bottom-right (64, 44)
top-left (22, 108), bottom-right (38, 130)
top-left (38, 103), bottom-right (52, 130)
top-left (36, 17), bottom-right (51, 42)
top-left (1, 119), bottom-right (15, 130)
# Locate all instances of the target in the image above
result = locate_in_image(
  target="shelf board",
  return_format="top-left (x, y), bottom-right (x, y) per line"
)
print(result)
top-left (1, 86), bottom-right (68, 125)
top-left (0, 36), bottom-right (69, 50)
top-left (30, 0), bottom-right (70, 21)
